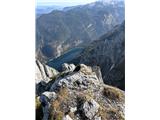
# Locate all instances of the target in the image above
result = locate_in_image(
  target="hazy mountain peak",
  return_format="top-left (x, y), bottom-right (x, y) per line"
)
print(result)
top-left (86, 0), bottom-right (124, 9)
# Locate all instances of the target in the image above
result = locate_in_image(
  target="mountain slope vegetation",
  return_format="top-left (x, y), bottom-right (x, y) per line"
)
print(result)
top-left (36, 1), bottom-right (124, 62)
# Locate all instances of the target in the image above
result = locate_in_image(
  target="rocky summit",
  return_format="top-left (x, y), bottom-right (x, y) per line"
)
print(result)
top-left (36, 62), bottom-right (125, 120)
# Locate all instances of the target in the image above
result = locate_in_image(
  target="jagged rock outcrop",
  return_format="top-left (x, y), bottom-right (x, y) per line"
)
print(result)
top-left (35, 60), bottom-right (59, 83)
top-left (82, 99), bottom-right (100, 119)
top-left (62, 115), bottom-right (73, 120)
top-left (36, 63), bottom-right (125, 120)
top-left (62, 63), bottom-right (76, 73)
top-left (36, 60), bottom-right (59, 96)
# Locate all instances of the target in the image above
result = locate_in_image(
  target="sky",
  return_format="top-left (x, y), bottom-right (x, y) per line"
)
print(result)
top-left (36, 0), bottom-right (99, 6)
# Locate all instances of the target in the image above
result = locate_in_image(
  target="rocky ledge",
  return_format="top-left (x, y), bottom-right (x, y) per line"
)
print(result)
top-left (36, 62), bottom-right (125, 120)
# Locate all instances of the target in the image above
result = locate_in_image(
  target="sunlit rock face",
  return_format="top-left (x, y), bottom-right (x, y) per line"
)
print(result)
top-left (35, 60), bottom-right (59, 84)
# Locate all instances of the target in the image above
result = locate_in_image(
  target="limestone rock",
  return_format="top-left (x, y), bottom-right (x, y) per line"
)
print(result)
top-left (79, 64), bottom-right (93, 75)
top-left (36, 63), bottom-right (125, 120)
top-left (62, 115), bottom-right (73, 120)
top-left (94, 116), bottom-right (101, 120)
top-left (70, 107), bottom-right (77, 113)
top-left (42, 91), bottom-right (57, 101)
top-left (62, 63), bottom-right (76, 72)
top-left (92, 66), bottom-right (103, 83)
top-left (35, 60), bottom-right (59, 83)
top-left (50, 71), bottom-right (100, 91)
top-left (82, 99), bottom-right (100, 119)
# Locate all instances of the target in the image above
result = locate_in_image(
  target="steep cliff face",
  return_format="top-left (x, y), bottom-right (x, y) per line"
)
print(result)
top-left (80, 22), bottom-right (125, 90)
top-left (36, 1), bottom-right (124, 62)
top-left (36, 63), bottom-right (125, 120)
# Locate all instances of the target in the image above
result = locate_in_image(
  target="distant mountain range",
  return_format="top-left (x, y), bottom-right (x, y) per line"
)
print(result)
top-left (36, 5), bottom-right (64, 18)
top-left (36, 0), bottom-right (124, 62)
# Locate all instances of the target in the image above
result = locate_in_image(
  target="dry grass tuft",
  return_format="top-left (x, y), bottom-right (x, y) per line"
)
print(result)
top-left (50, 87), bottom-right (70, 120)
top-left (53, 111), bottom-right (63, 120)
top-left (107, 108), bottom-right (125, 120)
top-left (98, 107), bottom-right (124, 120)
top-left (103, 85), bottom-right (124, 101)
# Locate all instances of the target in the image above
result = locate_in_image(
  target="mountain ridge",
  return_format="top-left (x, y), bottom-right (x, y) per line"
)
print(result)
top-left (36, 0), bottom-right (124, 62)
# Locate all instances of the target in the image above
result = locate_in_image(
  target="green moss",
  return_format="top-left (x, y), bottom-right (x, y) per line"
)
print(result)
top-left (50, 87), bottom-right (69, 120)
